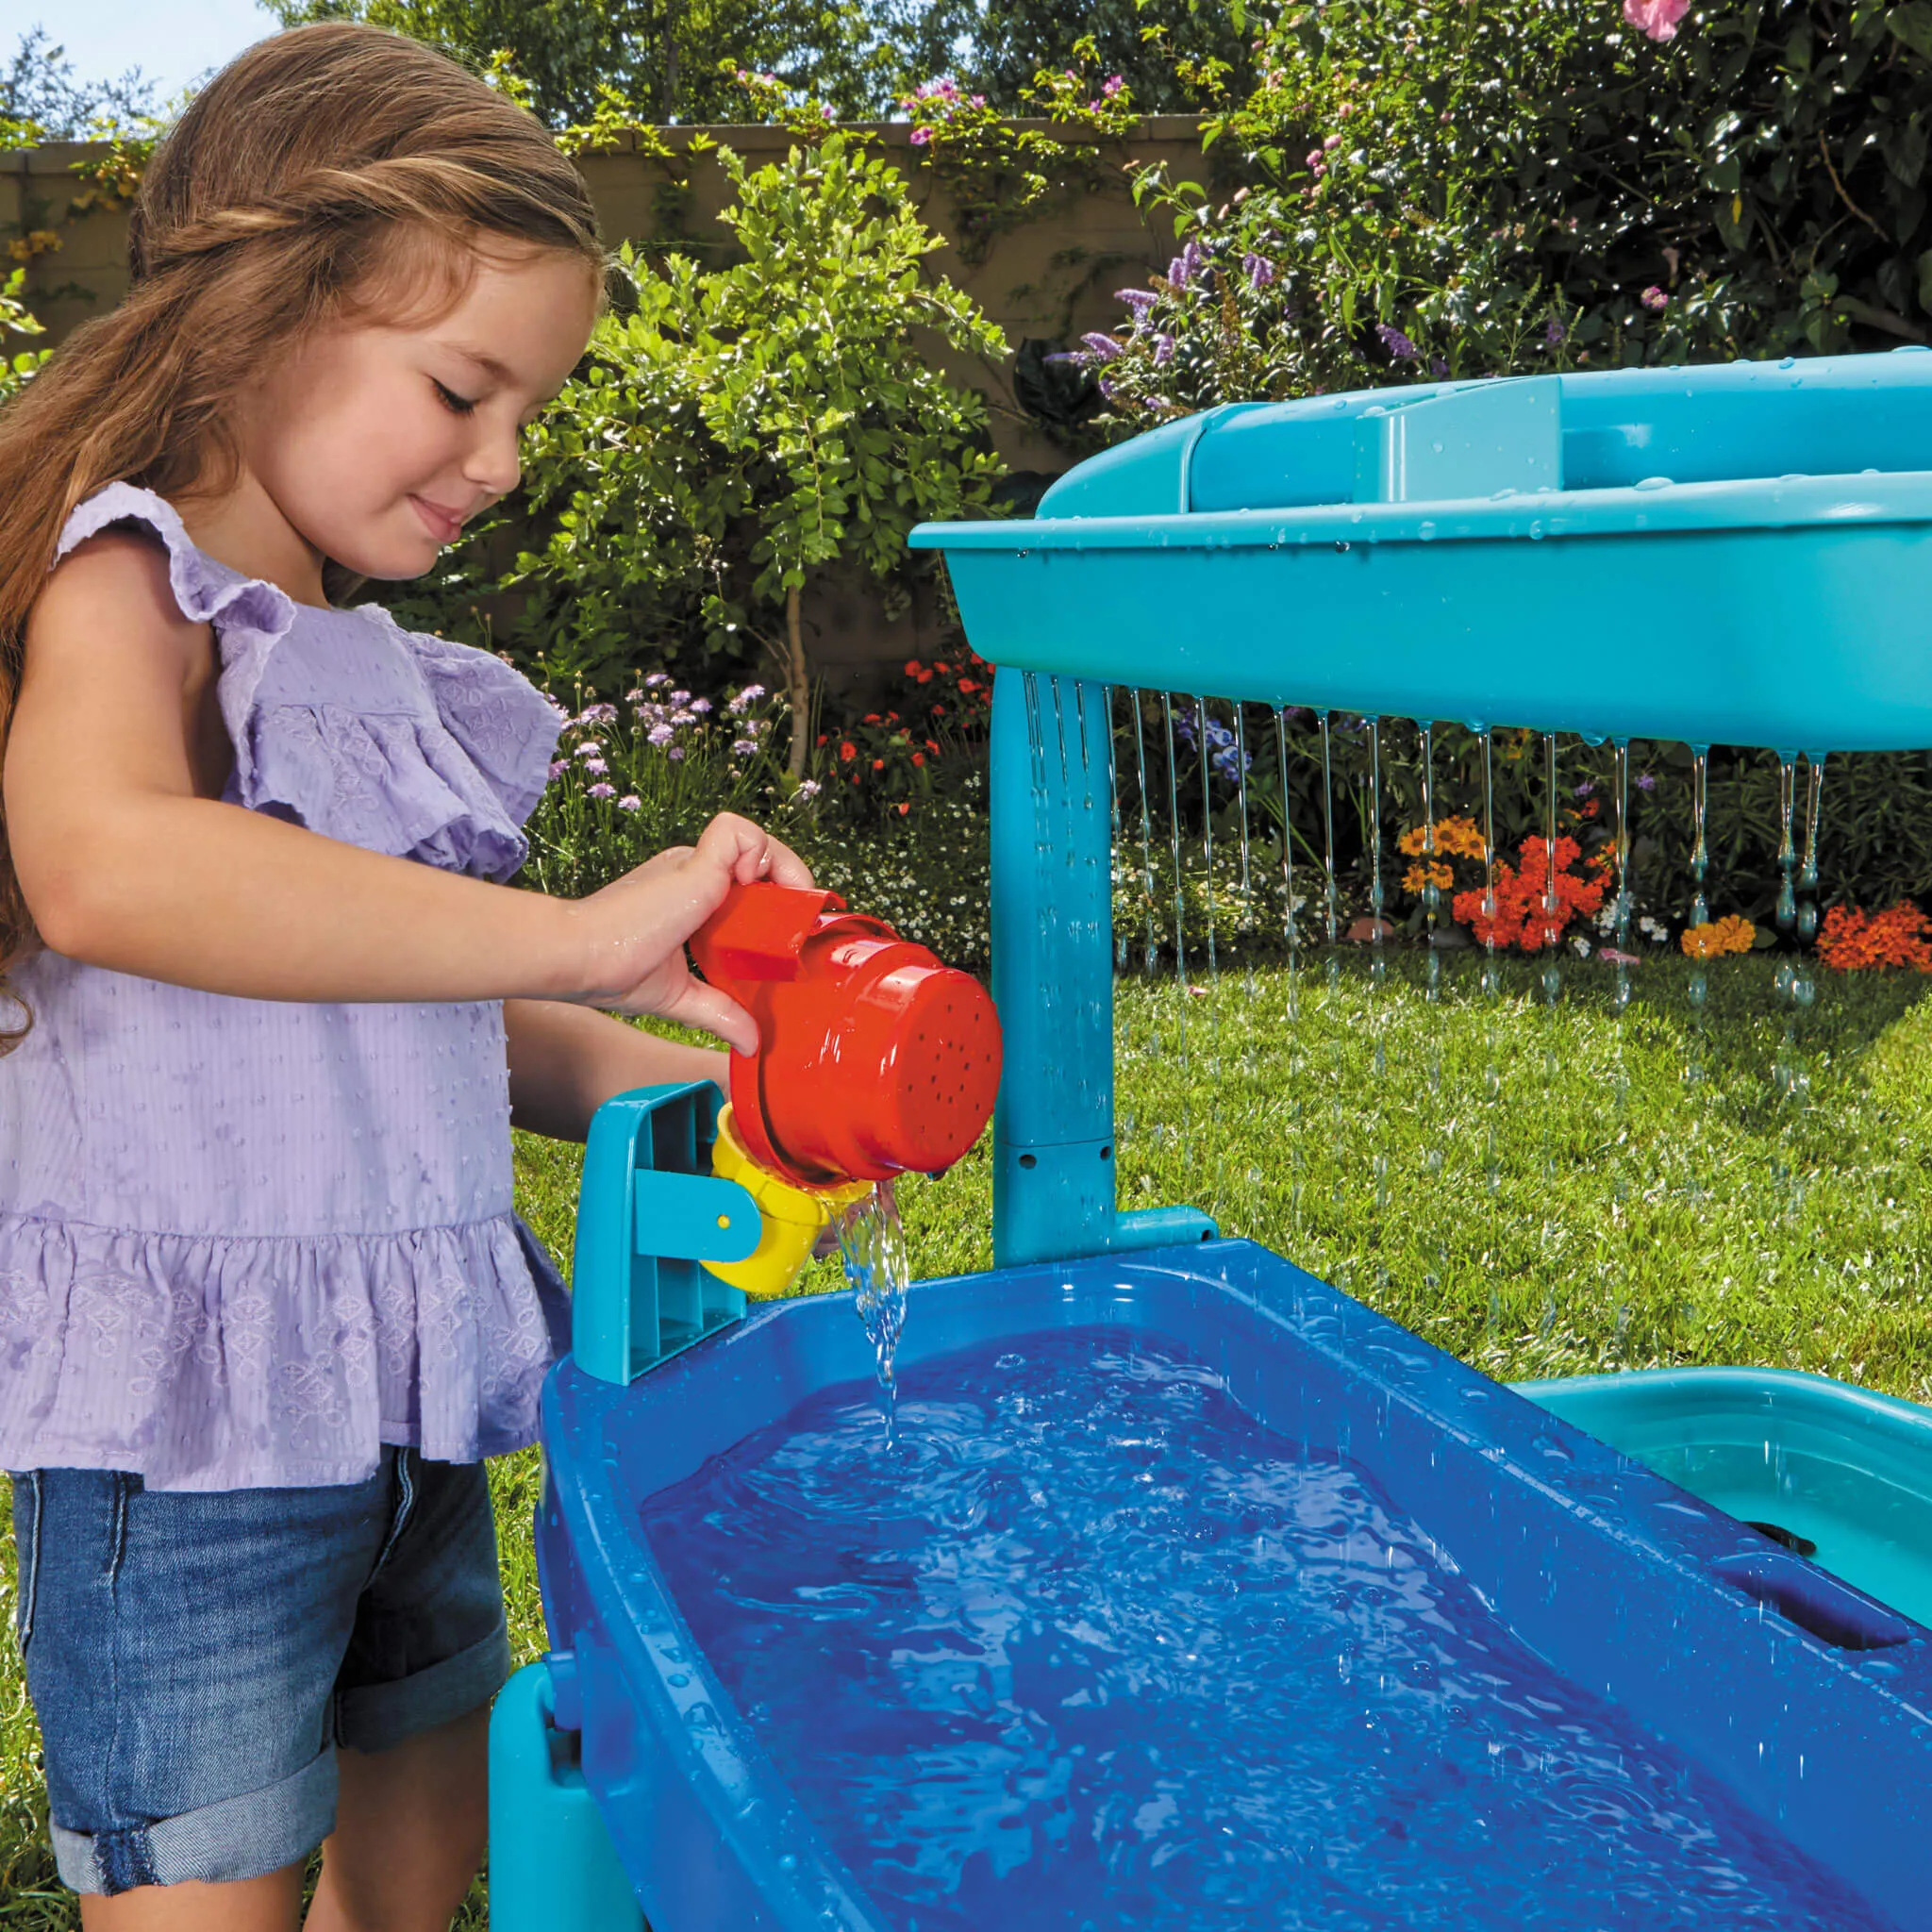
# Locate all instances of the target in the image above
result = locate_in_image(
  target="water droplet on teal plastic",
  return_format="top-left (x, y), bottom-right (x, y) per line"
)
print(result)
top-left (1418, 521), bottom-right (1436, 541)
top-left (1635, 476), bottom-right (1673, 491)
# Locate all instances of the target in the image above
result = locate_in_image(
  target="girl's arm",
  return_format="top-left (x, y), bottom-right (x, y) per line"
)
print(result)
top-left (7, 534), bottom-right (797, 1045)
top-left (505, 999), bottom-right (727, 1142)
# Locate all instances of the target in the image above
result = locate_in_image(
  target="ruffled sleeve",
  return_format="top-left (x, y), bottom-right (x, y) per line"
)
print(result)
top-left (54, 483), bottom-right (562, 884)
top-left (55, 482), bottom-right (296, 646)
top-left (391, 622), bottom-right (564, 840)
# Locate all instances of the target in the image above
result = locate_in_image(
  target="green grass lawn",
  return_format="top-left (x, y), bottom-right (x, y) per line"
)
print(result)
top-left (4, 952), bottom-right (1930, 1924)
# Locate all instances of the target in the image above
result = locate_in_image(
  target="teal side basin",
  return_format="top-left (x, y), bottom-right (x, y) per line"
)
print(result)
top-left (1512, 1366), bottom-right (1932, 1631)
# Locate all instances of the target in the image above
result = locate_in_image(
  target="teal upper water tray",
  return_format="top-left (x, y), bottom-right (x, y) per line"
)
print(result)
top-left (909, 351), bottom-right (1932, 753)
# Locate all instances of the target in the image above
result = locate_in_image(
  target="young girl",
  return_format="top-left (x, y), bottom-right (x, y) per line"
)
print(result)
top-left (0, 24), bottom-right (804, 1928)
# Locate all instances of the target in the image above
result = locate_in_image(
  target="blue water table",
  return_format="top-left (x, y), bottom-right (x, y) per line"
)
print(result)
top-left (490, 352), bottom-right (1932, 1932)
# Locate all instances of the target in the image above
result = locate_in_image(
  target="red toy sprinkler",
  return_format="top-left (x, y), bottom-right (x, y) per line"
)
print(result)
top-left (688, 883), bottom-right (1003, 1295)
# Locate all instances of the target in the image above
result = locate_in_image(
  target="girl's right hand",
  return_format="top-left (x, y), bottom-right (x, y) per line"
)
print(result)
top-left (565, 812), bottom-right (813, 1054)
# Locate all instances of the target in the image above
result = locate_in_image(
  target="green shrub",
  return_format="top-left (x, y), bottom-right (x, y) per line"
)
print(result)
top-left (1077, 0), bottom-right (1932, 421)
top-left (425, 132), bottom-right (1007, 778)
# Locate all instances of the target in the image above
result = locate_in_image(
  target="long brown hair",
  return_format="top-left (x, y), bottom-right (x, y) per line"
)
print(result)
top-left (0, 23), bottom-right (602, 1049)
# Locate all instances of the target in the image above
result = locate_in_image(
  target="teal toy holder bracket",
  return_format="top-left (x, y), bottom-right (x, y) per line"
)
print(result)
top-left (569, 1081), bottom-right (758, 1386)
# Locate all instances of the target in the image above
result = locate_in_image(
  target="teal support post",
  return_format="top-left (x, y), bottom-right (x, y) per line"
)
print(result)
top-left (488, 1658), bottom-right (643, 1932)
top-left (990, 673), bottom-right (1216, 1267)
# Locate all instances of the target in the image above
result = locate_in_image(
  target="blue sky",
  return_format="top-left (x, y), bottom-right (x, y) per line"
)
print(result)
top-left (25, 0), bottom-right (276, 108)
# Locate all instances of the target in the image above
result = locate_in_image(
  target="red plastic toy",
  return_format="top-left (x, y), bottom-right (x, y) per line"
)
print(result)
top-left (688, 883), bottom-right (1003, 1188)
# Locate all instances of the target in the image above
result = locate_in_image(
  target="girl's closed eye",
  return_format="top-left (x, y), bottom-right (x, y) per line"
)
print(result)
top-left (432, 378), bottom-right (477, 417)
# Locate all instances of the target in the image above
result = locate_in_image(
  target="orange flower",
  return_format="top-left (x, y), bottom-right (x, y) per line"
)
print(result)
top-left (1680, 915), bottom-right (1755, 960)
top-left (1817, 903), bottom-right (1932, 973)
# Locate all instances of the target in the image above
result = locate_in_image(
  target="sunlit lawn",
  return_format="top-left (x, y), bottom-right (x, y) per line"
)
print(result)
top-left (5, 952), bottom-right (1930, 1924)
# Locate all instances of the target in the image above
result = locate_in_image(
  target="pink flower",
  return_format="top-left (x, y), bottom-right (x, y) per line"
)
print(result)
top-left (547, 759), bottom-right (569, 781)
top-left (587, 783), bottom-right (616, 800)
top-left (1103, 75), bottom-right (1124, 96)
top-left (1641, 284), bottom-right (1668, 312)
top-left (909, 125), bottom-right (931, 145)
top-left (582, 758), bottom-right (608, 776)
top-left (1623, 0), bottom-right (1690, 37)
top-left (616, 794), bottom-right (641, 812)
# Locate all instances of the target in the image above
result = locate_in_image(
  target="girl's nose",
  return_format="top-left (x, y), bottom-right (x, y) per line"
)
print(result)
top-left (464, 424), bottom-right (522, 498)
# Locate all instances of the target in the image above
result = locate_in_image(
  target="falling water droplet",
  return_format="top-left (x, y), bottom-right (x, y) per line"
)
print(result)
top-left (1318, 710), bottom-right (1341, 945)
top-left (1690, 745), bottom-right (1711, 927)
top-left (1774, 750), bottom-right (1798, 930)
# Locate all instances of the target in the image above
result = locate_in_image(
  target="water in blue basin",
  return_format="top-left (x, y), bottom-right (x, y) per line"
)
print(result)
top-left (641, 1328), bottom-right (1891, 1932)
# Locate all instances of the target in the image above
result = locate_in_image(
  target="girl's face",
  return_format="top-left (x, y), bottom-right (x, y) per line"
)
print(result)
top-left (238, 244), bottom-right (599, 582)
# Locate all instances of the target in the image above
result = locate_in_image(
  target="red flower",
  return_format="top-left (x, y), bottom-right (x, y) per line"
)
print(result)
top-left (840, 741), bottom-right (857, 762)
top-left (958, 679), bottom-right (979, 694)
top-left (934, 661), bottom-right (952, 674)
top-left (911, 752), bottom-right (926, 767)
top-left (863, 713), bottom-right (881, 725)
top-left (816, 733), bottom-right (828, 747)
top-left (925, 739), bottom-right (940, 753)
top-left (898, 801), bottom-right (911, 816)
top-left (872, 758), bottom-right (885, 772)
top-left (903, 659), bottom-right (923, 676)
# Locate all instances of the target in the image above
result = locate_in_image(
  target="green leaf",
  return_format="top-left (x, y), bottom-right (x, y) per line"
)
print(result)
top-left (1889, 3), bottom-right (1932, 58)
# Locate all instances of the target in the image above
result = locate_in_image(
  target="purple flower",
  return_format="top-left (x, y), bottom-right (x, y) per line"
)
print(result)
top-left (616, 794), bottom-right (641, 812)
top-left (1117, 286), bottom-right (1158, 316)
top-left (795, 779), bottom-right (823, 801)
top-left (732, 737), bottom-right (758, 756)
top-left (729, 683), bottom-right (767, 712)
top-left (582, 758), bottom-right (608, 776)
top-left (1375, 323), bottom-right (1420, 361)
top-left (1636, 772), bottom-right (1657, 791)
top-left (1242, 252), bottom-right (1276, 289)
top-left (1429, 356), bottom-right (1449, 376)
top-left (1097, 375), bottom-right (1116, 401)
top-left (587, 783), bottom-right (616, 799)
top-left (1154, 333), bottom-right (1176, 365)
top-left (1166, 240), bottom-right (1208, 290)
top-left (1103, 75), bottom-right (1124, 96)
top-left (1574, 778), bottom-right (1595, 798)
top-left (574, 741), bottom-right (603, 758)
top-left (667, 746), bottom-right (687, 763)
top-left (690, 696), bottom-right (713, 715)
top-left (909, 126), bottom-right (932, 145)
top-left (643, 672), bottom-right (672, 688)
top-left (670, 690), bottom-right (691, 705)
top-left (647, 723), bottom-right (674, 746)
top-left (547, 759), bottom-right (569, 780)
top-left (1080, 330), bottom-right (1124, 361)
top-left (1544, 317), bottom-right (1567, 346)
top-left (576, 703), bottom-right (619, 725)
top-left (1641, 285), bottom-right (1668, 312)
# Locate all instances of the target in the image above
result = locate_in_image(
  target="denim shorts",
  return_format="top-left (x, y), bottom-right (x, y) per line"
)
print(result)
top-left (8, 1449), bottom-right (511, 1896)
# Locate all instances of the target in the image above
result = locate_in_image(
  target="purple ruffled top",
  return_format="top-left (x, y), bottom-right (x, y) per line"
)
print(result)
top-left (0, 484), bottom-right (570, 1491)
